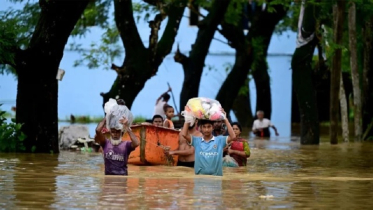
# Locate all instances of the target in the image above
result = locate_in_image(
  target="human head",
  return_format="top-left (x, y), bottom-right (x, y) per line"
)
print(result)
top-left (256, 110), bottom-right (264, 120)
top-left (231, 122), bottom-right (242, 137)
top-left (116, 99), bottom-right (125, 105)
top-left (164, 105), bottom-right (174, 119)
top-left (198, 120), bottom-right (214, 137)
top-left (152, 115), bottom-right (163, 126)
top-left (213, 120), bottom-right (223, 131)
top-left (163, 94), bottom-right (170, 102)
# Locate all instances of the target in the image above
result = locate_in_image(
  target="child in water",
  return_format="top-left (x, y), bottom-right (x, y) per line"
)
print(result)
top-left (163, 105), bottom-right (175, 129)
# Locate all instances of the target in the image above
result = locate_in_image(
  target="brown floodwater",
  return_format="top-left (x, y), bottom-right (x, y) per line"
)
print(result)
top-left (1, 138), bottom-right (373, 209)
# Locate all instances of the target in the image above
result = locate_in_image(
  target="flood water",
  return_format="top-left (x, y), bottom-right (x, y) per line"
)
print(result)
top-left (1, 139), bottom-right (373, 209)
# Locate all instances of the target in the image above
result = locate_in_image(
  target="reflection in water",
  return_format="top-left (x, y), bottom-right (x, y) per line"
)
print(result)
top-left (0, 140), bottom-right (373, 209)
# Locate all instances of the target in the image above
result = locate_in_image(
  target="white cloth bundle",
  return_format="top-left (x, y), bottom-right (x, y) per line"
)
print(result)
top-left (104, 99), bottom-right (133, 131)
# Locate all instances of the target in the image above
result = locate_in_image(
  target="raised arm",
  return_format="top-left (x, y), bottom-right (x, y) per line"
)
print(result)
top-left (95, 117), bottom-right (106, 146)
top-left (224, 118), bottom-right (236, 144)
top-left (155, 87), bottom-right (172, 105)
top-left (120, 117), bottom-right (140, 149)
top-left (181, 122), bottom-right (192, 144)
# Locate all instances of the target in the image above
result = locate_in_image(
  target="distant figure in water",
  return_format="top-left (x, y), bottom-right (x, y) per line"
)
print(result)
top-left (252, 110), bottom-right (279, 137)
top-left (95, 108), bottom-right (139, 175)
top-left (163, 105), bottom-right (175, 129)
top-left (212, 120), bottom-right (228, 136)
top-left (153, 87), bottom-right (172, 118)
top-left (165, 119), bottom-right (202, 168)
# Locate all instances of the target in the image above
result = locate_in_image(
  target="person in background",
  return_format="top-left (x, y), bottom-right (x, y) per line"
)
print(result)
top-left (153, 87), bottom-right (172, 118)
top-left (224, 122), bottom-right (250, 166)
top-left (212, 120), bottom-right (228, 136)
top-left (95, 114), bottom-right (139, 176)
top-left (164, 120), bottom-right (202, 168)
top-left (152, 115), bottom-right (163, 126)
top-left (163, 105), bottom-right (175, 129)
top-left (252, 110), bottom-right (279, 137)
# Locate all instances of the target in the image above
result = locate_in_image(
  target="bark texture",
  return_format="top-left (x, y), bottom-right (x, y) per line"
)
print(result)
top-left (175, 0), bottom-right (231, 109)
top-left (339, 71), bottom-right (349, 142)
top-left (362, 17), bottom-right (373, 140)
top-left (14, 0), bottom-right (90, 153)
top-left (216, 2), bottom-right (287, 121)
top-left (102, 0), bottom-right (186, 109)
top-left (330, 1), bottom-right (346, 144)
top-left (291, 0), bottom-right (320, 144)
top-left (348, 2), bottom-right (362, 141)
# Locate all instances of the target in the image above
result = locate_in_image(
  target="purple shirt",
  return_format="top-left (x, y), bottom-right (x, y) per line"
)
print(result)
top-left (102, 140), bottom-right (134, 175)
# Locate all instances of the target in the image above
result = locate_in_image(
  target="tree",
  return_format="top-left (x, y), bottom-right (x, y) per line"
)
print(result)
top-left (362, 16), bottom-right (373, 140)
top-left (348, 1), bottom-right (362, 141)
top-left (98, 0), bottom-right (186, 109)
top-left (0, 0), bottom-right (91, 153)
top-left (330, 0), bottom-right (346, 144)
top-left (175, 0), bottom-right (232, 109)
top-left (216, 1), bottom-right (287, 122)
top-left (291, 0), bottom-right (321, 144)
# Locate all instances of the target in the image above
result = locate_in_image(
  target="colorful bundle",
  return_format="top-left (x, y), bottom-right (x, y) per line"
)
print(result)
top-left (182, 97), bottom-right (225, 124)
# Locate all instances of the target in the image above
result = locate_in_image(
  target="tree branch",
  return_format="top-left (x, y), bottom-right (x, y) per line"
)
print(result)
top-left (156, 0), bottom-right (187, 59)
top-left (174, 43), bottom-right (189, 70)
top-left (114, 0), bottom-right (145, 59)
top-left (148, 2), bottom-right (167, 59)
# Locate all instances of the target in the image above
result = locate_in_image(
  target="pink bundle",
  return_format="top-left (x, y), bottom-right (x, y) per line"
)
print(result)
top-left (182, 97), bottom-right (225, 123)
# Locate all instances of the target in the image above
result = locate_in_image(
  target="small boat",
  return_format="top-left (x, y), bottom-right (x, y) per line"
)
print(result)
top-left (122, 124), bottom-right (180, 166)
top-left (145, 117), bottom-right (185, 129)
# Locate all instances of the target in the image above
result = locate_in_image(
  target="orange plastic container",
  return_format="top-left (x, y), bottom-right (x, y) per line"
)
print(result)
top-left (122, 124), bottom-right (180, 166)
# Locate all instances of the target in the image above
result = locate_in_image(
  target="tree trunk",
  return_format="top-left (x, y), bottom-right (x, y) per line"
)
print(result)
top-left (348, 2), bottom-right (362, 141)
top-left (330, 1), bottom-right (346, 144)
top-left (362, 17), bottom-right (373, 140)
top-left (339, 71), bottom-right (349, 142)
top-left (14, 0), bottom-right (90, 153)
top-left (232, 86), bottom-right (253, 128)
top-left (176, 0), bottom-right (231, 109)
top-left (102, 0), bottom-right (186, 109)
top-left (216, 2), bottom-right (287, 120)
top-left (291, 0), bottom-right (320, 144)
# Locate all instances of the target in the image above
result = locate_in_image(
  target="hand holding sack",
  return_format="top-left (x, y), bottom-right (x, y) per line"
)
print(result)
top-left (222, 154), bottom-right (239, 167)
top-left (181, 97), bottom-right (226, 125)
top-left (104, 99), bottom-right (133, 131)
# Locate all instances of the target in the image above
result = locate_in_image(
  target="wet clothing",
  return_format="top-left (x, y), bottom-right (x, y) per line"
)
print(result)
top-left (164, 119), bottom-right (174, 129)
top-left (154, 101), bottom-right (166, 117)
top-left (191, 135), bottom-right (228, 176)
top-left (102, 139), bottom-right (134, 175)
top-left (252, 118), bottom-right (273, 137)
top-left (229, 138), bottom-right (250, 166)
top-left (177, 161), bottom-right (195, 168)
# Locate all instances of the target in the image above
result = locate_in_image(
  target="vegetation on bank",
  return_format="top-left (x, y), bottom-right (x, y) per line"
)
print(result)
top-left (0, 104), bottom-right (26, 152)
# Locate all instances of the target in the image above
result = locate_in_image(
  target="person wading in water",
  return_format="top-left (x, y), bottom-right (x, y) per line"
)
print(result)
top-left (95, 105), bottom-right (139, 175)
top-left (164, 119), bottom-right (202, 168)
top-left (252, 110), bottom-right (279, 137)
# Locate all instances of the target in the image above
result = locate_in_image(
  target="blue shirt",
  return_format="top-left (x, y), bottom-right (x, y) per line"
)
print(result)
top-left (191, 135), bottom-right (228, 176)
